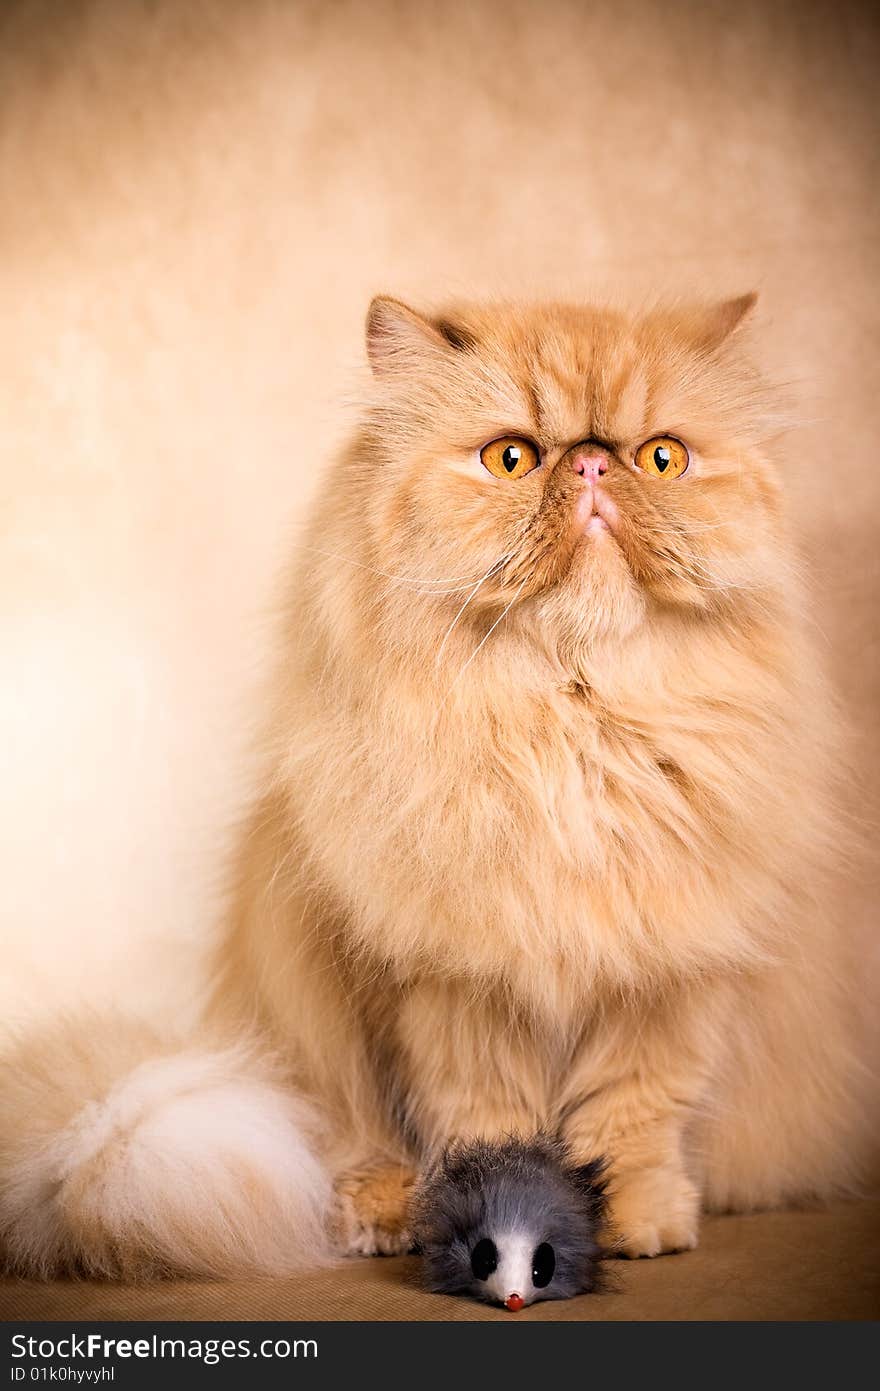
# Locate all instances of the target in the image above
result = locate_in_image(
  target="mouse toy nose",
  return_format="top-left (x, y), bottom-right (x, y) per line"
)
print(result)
top-left (504, 1293), bottom-right (525, 1312)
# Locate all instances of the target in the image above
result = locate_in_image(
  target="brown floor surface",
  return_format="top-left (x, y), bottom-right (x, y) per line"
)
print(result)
top-left (2, 1202), bottom-right (878, 1322)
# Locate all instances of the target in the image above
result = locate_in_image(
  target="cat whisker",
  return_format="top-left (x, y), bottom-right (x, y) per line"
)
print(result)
top-left (435, 550), bottom-right (516, 666)
top-left (438, 576), bottom-right (529, 714)
top-left (642, 520), bottom-right (733, 536)
top-left (292, 543), bottom-right (501, 594)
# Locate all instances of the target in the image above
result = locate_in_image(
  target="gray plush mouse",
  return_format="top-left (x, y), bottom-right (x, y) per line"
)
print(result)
top-left (411, 1134), bottom-right (608, 1310)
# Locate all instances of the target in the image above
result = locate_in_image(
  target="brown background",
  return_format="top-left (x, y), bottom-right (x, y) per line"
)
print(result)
top-left (0, 0), bottom-right (877, 1041)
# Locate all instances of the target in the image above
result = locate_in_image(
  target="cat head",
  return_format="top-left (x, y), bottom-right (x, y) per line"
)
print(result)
top-left (359, 294), bottom-right (787, 660)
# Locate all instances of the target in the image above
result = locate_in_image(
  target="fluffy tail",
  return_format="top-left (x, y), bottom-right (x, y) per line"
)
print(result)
top-left (0, 1018), bottom-right (332, 1279)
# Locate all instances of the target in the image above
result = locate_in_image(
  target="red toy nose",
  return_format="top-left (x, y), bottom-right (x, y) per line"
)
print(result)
top-left (504, 1293), bottom-right (525, 1312)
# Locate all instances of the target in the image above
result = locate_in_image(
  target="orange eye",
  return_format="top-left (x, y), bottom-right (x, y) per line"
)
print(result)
top-left (480, 436), bottom-right (540, 480)
top-left (634, 436), bottom-right (689, 479)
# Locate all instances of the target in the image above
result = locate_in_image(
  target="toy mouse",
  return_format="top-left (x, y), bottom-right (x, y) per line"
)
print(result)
top-left (411, 1134), bottom-right (608, 1310)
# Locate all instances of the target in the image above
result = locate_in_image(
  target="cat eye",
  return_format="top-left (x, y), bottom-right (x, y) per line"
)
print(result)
top-left (480, 436), bottom-right (540, 481)
top-left (634, 436), bottom-right (689, 479)
top-left (531, 1241), bottom-right (555, 1288)
top-left (470, 1237), bottom-right (498, 1280)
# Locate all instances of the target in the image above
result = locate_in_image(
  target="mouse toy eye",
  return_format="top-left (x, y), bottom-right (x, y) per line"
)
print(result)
top-left (531, 1242), bottom-right (555, 1288)
top-left (470, 1237), bottom-right (498, 1281)
top-left (633, 435), bottom-right (689, 479)
top-left (480, 436), bottom-right (540, 480)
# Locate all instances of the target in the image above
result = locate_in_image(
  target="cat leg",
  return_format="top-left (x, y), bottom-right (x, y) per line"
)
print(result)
top-left (334, 979), bottom-right (545, 1257)
top-left (333, 1164), bottom-right (417, 1256)
top-left (557, 985), bottom-right (723, 1258)
top-left (396, 976), bottom-right (549, 1151)
top-left (217, 813), bottom-right (417, 1261)
top-left (699, 957), bottom-right (871, 1211)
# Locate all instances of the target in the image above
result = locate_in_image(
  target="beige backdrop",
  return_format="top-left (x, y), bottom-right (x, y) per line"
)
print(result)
top-left (1, 0), bottom-right (877, 1036)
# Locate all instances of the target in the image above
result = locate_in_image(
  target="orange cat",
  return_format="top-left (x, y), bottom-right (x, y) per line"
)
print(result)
top-left (1, 294), bottom-right (873, 1277)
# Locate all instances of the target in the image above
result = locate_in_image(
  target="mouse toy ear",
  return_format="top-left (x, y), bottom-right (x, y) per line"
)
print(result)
top-left (564, 1156), bottom-right (609, 1223)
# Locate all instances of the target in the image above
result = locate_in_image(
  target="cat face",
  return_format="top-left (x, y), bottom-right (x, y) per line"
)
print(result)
top-left (363, 296), bottom-right (785, 649)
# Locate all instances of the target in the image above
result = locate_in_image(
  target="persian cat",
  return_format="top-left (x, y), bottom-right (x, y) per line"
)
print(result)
top-left (0, 294), bottom-right (873, 1277)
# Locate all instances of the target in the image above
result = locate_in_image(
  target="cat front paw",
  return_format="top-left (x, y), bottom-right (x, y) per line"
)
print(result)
top-left (333, 1164), bottom-right (416, 1257)
top-left (607, 1165), bottom-right (700, 1258)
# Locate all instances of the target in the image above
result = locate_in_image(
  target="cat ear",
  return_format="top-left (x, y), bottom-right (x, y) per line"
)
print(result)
top-left (366, 296), bottom-right (456, 376)
top-left (693, 292), bottom-right (759, 352)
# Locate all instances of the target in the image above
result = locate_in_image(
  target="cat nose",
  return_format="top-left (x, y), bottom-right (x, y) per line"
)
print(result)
top-left (570, 447), bottom-right (609, 482)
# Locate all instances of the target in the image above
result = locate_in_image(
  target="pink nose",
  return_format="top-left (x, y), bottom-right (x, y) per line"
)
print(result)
top-left (571, 450), bottom-right (608, 482)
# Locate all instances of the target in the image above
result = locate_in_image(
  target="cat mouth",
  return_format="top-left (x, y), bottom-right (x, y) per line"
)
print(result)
top-left (574, 484), bottom-right (619, 538)
top-left (505, 482), bottom-right (624, 595)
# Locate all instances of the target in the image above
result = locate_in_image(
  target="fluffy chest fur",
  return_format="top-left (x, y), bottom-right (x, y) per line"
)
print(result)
top-left (284, 610), bottom-right (814, 1020)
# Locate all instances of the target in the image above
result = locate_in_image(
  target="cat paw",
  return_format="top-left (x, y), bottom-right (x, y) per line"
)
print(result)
top-left (607, 1166), bottom-right (700, 1258)
top-left (333, 1164), bottom-right (416, 1256)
